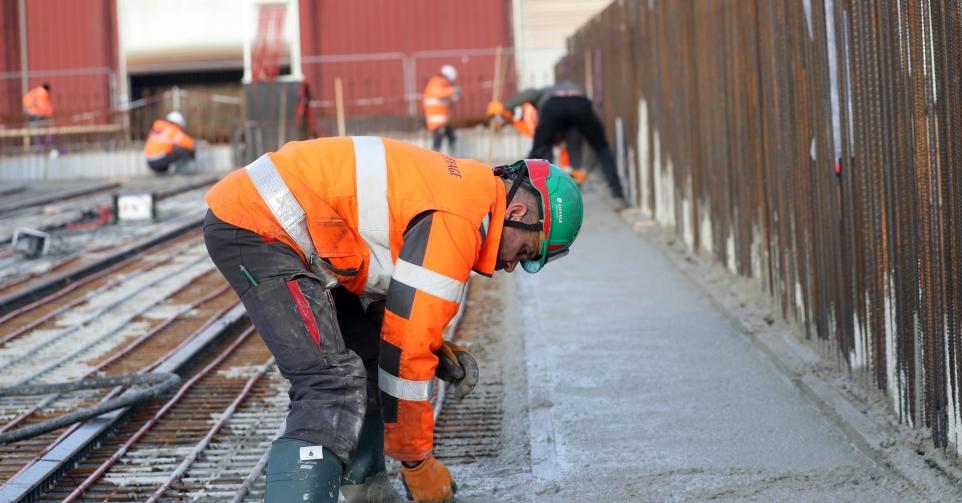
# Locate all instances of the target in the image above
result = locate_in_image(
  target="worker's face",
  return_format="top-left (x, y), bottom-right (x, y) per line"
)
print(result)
top-left (496, 203), bottom-right (543, 273)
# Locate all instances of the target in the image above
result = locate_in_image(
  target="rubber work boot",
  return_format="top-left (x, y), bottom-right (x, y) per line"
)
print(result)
top-left (341, 413), bottom-right (405, 502)
top-left (265, 437), bottom-right (343, 503)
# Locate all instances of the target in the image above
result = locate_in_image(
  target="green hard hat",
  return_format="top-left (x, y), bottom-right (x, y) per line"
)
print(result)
top-left (499, 159), bottom-right (584, 273)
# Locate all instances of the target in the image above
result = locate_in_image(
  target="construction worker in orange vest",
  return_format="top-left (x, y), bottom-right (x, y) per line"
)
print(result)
top-left (144, 111), bottom-right (195, 174)
top-left (203, 136), bottom-right (584, 503)
top-left (488, 101), bottom-right (588, 185)
top-left (422, 65), bottom-right (460, 152)
top-left (22, 83), bottom-right (53, 123)
top-left (489, 82), bottom-right (625, 205)
top-left (23, 83), bottom-right (54, 149)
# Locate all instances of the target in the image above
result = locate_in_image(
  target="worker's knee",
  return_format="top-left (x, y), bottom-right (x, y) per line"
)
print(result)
top-left (284, 351), bottom-right (368, 463)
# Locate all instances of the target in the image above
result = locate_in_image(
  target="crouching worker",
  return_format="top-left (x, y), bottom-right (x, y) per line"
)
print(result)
top-left (203, 136), bottom-right (583, 502)
top-left (144, 111), bottom-right (195, 174)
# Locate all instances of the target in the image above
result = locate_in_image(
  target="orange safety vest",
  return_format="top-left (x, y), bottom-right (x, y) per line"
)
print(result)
top-left (22, 86), bottom-right (53, 118)
top-left (512, 103), bottom-right (538, 139)
top-left (422, 75), bottom-right (456, 131)
top-left (206, 136), bottom-right (506, 461)
top-left (144, 119), bottom-right (195, 160)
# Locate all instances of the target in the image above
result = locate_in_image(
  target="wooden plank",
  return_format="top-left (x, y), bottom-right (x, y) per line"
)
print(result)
top-left (0, 124), bottom-right (122, 138)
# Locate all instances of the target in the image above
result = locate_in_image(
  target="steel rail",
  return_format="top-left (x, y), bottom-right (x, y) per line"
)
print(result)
top-left (0, 235), bottom-right (200, 345)
top-left (0, 214), bottom-right (205, 313)
top-left (0, 254), bottom-right (212, 379)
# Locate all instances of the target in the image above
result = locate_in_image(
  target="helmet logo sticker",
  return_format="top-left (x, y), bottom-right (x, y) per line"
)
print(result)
top-left (556, 197), bottom-right (563, 223)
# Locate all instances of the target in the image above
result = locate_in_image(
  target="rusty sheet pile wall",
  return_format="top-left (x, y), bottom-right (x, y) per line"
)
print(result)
top-left (560, 0), bottom-right (962, 454)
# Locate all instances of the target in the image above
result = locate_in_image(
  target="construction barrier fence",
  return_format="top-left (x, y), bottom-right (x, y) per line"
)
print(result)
top-left (560, 0), bottom-right (962, 454)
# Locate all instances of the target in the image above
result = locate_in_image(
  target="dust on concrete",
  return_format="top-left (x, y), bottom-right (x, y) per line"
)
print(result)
top-left (624, 203), bottom-right (962, 502)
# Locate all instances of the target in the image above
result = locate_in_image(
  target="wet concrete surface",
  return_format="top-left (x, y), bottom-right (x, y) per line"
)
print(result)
top-left (450, 187), bottom-right (930, 502)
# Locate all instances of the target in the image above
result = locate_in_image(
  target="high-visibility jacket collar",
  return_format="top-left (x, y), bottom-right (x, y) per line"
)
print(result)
top-left (473, 178), bottom-right (506, 277)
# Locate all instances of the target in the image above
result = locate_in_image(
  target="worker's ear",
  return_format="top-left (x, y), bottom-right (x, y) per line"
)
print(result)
top-left (505, 201), bottom-right (528, 221)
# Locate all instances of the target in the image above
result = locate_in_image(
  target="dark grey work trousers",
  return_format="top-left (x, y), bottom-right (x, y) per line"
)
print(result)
top-left (431, 125), bottom-right (456, 151)
top-left (529, 96), bottom-right (625, 199)
top-left (203, 210), bottom-right (382, 466)
top-left (147, 146), bottom-right (194, 174)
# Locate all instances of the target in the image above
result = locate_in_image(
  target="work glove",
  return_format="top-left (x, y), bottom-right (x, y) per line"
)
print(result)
top-left (433, 341), bottom-right (479, 400)
top-left (400, 455), bottom-right (457, 503)
top-left (485, 100), bottom-right (504, 118)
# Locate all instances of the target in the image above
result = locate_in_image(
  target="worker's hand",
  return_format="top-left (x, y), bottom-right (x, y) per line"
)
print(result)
top-left (486, 100), bottom-right (504, 118)
top-left (434, 341), bottom-right (479, 400)
top-left (400, 455), bottom-right (457, 503)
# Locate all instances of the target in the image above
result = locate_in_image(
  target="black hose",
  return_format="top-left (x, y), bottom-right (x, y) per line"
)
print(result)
top-left (0, 372), bottom-right (181, 444)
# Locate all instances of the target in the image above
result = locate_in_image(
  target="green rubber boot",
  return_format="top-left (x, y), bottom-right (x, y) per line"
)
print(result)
top-left (265, 437), bottom-right (343, 503)
top-left (340, 413), bottom-right (405, 503)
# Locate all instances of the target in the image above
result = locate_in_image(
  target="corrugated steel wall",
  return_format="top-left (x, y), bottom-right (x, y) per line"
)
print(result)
top-left (0, 0), bottom-right (119, 126)
top-left (298, 0), bottom-right (514, 126)
top-left (560, 0), bottom-right (962, 454)
top-left (0, 0), bottom-right (23, 120)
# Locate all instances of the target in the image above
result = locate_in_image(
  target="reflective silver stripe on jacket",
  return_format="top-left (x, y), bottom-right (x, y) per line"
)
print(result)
top-left (352, 136), bottom-right (394, 295)
top-left (392, 259), bottom-right (464, 304)
top-left (378, 367), bottom-right (434, 401)
top-left (245, 154), bottom-right (321, 271)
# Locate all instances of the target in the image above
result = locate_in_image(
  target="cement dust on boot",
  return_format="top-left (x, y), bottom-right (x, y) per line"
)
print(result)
top-left (340, 472), bottom-right (405, 503)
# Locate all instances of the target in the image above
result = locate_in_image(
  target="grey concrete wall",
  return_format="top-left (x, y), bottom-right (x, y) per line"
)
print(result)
top-left (0, 145), bottom-right (234, 181)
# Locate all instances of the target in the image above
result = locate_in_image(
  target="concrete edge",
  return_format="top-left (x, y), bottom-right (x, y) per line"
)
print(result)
top-left (618, 210), bottom-right (962, 502)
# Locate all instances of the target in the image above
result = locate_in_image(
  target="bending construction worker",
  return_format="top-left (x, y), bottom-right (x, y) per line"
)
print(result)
top-left (489, 101), bottom-right (586, 185)
top-left (144, 111), bottom-right (195, 174)
top-left (204, 136), bottom-right (583, 502)
top-left (490, 81), bottom-right (625, 203)
top-left (423, 65), bottom-right (460, 152)
top-left (22, 83), bottom-right (54, 148)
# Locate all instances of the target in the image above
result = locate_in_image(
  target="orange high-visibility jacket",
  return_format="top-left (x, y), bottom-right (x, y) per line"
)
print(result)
top-left (144, 119), bottom-right (195, 161)
top-left (422, 76), bottom-right (456, 131)
top-left (22, 86), bottom-right (52, 118)
top-left (206, 137), bottom-right (506, 461)
top-left (512, 103), bottom-right (539, 139)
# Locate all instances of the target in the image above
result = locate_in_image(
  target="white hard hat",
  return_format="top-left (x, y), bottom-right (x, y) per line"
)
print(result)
top-left (166, 111), bottom-right (185, 128)
top-left (440, 65), bottom-right (458, 82)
